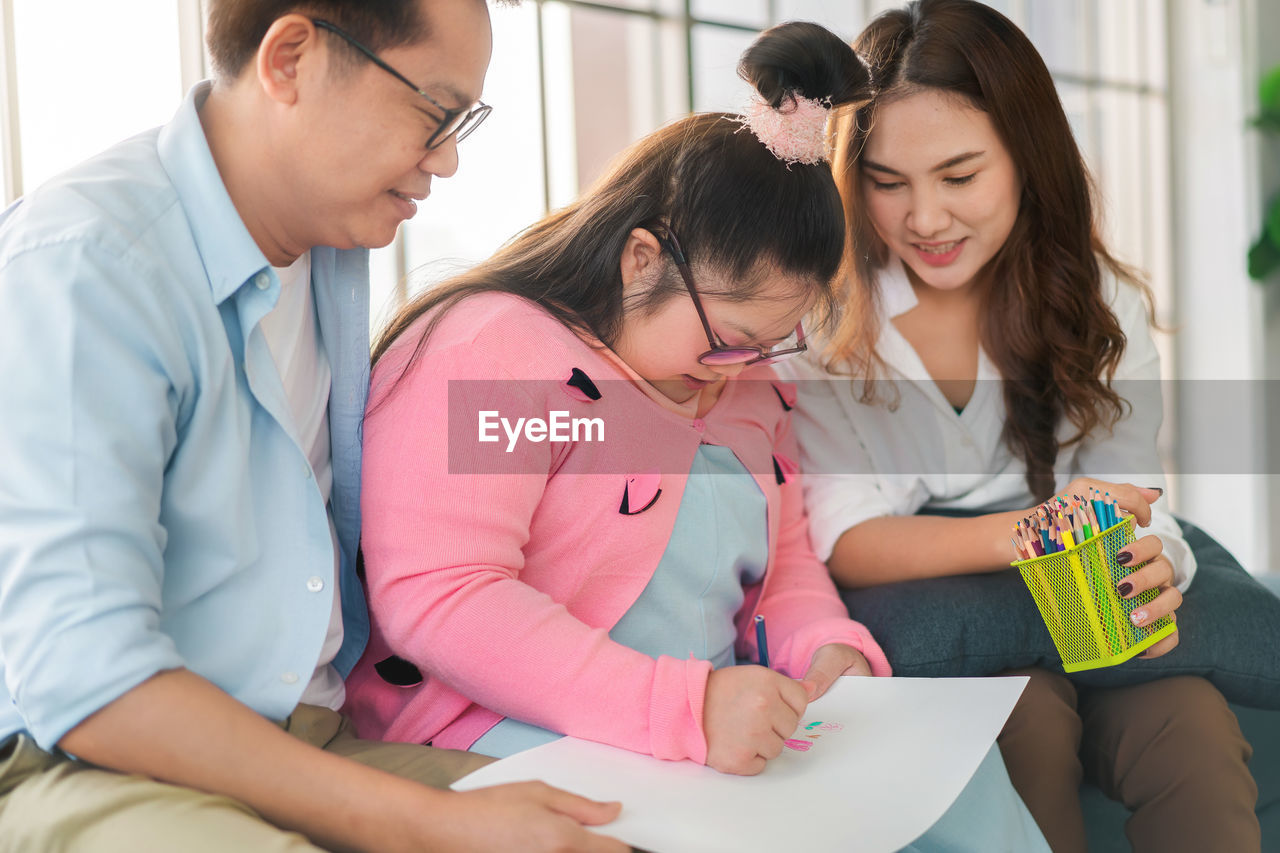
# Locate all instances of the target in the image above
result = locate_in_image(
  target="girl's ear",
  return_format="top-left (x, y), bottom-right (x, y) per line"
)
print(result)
top-left (619, 227), bottom-right (665, 291)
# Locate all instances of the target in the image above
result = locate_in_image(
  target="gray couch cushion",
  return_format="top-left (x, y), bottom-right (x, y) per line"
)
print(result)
top-left (840, 519), bottom-right (1280, 708)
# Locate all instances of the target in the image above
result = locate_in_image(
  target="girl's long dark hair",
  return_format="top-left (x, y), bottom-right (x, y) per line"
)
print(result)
top-left (825, 0), bottom-right (1154, 500)
top-left (371, 22), bottom-right (872, 400)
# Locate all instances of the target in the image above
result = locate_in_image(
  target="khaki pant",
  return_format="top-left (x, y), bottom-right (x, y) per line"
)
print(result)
top-left (0, 705), bottom-right (493, 852)
top-left (998, 669), bottom-right (1260, 853)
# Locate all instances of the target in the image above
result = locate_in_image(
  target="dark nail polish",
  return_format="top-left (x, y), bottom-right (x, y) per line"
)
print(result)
top-left (1117, 581), bottom-right (1134, 597)
top-left (1144, 486), bottom-right (1164, 496)
top-left (1116, 550), bottom-right (1133, 565)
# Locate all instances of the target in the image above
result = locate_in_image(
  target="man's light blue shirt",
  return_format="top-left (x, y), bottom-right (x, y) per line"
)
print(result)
top-left (0, 83), bottom-right (371, 748)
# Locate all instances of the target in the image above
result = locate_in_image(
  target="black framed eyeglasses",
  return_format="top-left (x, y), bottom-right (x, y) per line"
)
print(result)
top-left (312, 19), bottom-right (491, 150)
top-left (642, 225), bottom-right (808, 367)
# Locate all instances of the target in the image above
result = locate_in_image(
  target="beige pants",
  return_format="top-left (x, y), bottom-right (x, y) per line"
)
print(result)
top-left (0, 705), bottom-right (493, 852)
top-left (998, 669), bottom-right (1260, 853)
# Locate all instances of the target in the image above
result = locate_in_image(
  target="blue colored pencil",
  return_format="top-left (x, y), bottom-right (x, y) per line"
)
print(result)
top-left (754, 614), bottom-right (770, 669)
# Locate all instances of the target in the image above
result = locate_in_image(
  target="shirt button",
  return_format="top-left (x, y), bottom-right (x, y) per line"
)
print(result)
top-left (306, 576), bottom-right (325, 593)
top-left (692, 419), bottom-right (706, 432)
top-left (280, 672), bottom-right (299, 684)
top-left (254, 272), bottom-right (270, 290)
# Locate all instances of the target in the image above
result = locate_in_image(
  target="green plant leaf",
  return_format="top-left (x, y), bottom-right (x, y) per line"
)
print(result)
top-left (1262, 65), bottom-right (1280, 113)
top-left (1254, 110), bottom-right (1280, 132)
top-left (1249, 232), bottom-right (1280, 281)
top-left (1270, 197), bottom-right (1280, 246)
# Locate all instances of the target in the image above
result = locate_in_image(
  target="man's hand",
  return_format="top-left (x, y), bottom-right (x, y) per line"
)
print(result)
top-left (57, 669), bottom-right (628, 853)
top-left (403, 782), bottom-right (629, 853)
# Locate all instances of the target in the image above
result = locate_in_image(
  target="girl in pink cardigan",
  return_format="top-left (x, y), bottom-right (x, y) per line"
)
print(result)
top-left (344, 23), bottom-right (891, 777)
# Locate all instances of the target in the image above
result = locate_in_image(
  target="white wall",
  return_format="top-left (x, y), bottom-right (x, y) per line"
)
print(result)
top-left (1167, 0), bottom-right (1272, 574)
top-left (1253, 0), bottom-right (1280, 575)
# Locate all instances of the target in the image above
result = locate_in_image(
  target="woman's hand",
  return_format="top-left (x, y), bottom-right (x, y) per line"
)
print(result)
top-left (1056, 478), bottom-right (1179, 657)
top-left (1115, 533), bottom-right (1182, 658)
top-left (702, 665), bottom-right (808, 776)
top-left (1059, 477), bottom-right (1163, 527)
top-left (799, 643), bottom-right (872, 701)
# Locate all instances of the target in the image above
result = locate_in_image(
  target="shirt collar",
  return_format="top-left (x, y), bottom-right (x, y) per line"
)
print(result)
top-left (157, 81), bottom-right (270, 305)
top-left (874, 257), bottom-right (1002, 383)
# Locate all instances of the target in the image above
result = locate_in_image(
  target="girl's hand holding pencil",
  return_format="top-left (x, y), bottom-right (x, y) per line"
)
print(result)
top-left (703, 666), bottom-right (809, 776)
top-left (701, 640), bottom-right (872, 776)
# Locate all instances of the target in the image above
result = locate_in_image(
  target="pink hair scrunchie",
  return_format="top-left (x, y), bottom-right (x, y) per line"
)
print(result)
top-left (737, 91), bottom-right (832, 166)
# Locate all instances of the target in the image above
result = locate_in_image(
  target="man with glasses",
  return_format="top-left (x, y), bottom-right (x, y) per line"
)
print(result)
top-left (0, 1), bottom-right (625, 850)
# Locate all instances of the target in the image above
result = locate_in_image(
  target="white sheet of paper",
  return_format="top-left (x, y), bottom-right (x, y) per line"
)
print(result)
top-left (453, 675), bottom-right (1028, 853)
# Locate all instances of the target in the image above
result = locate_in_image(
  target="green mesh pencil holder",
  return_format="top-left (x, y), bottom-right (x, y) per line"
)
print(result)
top-left (1011, 515), bottom-right (1176, 672)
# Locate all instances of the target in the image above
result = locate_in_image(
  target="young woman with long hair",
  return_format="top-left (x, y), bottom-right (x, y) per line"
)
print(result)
top-left (781, 2), bottom-right (1259, 850)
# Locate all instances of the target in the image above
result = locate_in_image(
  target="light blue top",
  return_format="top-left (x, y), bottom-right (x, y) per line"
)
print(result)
top-left (0, 82), bottom-right (371, 749)
top-left (472, 444), bottom-right (768, 758)
top-left (900, 745), bottom-right (1051, 852)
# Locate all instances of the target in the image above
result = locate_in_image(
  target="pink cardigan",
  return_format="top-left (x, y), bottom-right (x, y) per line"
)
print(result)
top-left (344, 294), bottom-right (890, 764)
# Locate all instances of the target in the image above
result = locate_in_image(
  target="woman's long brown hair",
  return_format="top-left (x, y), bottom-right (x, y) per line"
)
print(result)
top-left (824, 0), bottom-right (1154, 500)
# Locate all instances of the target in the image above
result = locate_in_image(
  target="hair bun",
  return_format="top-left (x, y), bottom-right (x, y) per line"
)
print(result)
top-left (737, 21), bottom-right (870, 109)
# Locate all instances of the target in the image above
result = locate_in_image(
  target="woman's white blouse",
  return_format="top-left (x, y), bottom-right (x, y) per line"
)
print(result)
top-left (778, 261), bottom-right (1196, 591)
